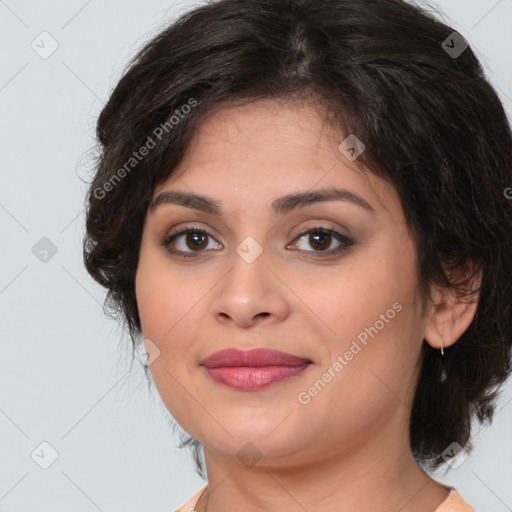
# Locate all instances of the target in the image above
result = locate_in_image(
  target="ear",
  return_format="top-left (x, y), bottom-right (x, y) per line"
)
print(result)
top-left (423, 265), bottom-right (482, 351)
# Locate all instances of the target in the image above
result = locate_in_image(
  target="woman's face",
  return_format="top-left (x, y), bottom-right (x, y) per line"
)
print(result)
top-left (135, 99), bottom-right (431, 468)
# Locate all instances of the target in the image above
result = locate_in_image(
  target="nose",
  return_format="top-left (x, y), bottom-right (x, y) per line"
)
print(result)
top-left (210, 247), bottom-right (291, 329)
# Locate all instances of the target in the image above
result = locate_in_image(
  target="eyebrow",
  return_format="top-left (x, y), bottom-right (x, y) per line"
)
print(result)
top-left (149, 186), bottom-right (376, 216)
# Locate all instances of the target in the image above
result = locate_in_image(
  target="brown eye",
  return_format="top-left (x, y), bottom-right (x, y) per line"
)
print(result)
top-left (289, 225), bottom-right (354, 256)
top-left (184, 231), bottom-right (209, 250)
top-left (307, 231), bottom-right (332, 251)
top-left (161, 225), bottom-right (354, 259)
top-left (162, 227), bottom-right (222, 257)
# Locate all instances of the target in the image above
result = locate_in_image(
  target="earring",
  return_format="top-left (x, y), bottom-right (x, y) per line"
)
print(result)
top-left (440, 340), bottom-right (444, 356)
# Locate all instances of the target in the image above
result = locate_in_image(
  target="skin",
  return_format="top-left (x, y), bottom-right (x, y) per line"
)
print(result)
top-left (135, 98), bottom-right (479, 512)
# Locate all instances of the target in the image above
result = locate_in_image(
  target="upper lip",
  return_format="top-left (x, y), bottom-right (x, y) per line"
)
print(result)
top-left (200, 348), bottom-right (312, 368)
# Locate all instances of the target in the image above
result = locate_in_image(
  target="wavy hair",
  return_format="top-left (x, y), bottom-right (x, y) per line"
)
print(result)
top-left (83, 0), bottom-right (512, 477)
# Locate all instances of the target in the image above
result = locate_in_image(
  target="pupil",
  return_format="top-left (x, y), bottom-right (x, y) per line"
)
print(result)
top-left (184, 231), bottom-right (332, 251)
top-left (188, 232), bottom-right (207, 250)
top-left (311, 232), bottom-right (330, 250)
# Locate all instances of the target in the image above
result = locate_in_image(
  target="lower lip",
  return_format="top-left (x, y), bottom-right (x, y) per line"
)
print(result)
top-left (202, 364), bottom-right (312, 390)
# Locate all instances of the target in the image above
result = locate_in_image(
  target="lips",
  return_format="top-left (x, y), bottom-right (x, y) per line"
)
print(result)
top-left (200, 348), bottom-right (312, 368)
top-left (200, 348), bottom-right (313, 390)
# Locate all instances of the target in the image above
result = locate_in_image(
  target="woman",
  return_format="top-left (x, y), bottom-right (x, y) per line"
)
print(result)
top-left (83, 0), bottom-right (512, 510)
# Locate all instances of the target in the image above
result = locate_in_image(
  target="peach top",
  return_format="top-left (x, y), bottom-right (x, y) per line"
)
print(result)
top-left (175, 485), bottom-right (476, 511)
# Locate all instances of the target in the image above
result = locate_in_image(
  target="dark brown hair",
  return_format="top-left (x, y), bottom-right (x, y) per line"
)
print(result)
top-left (83, 0), bottom-right (512, 477)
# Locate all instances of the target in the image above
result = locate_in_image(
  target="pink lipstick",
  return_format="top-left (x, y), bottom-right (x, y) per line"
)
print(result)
top-left (200, 348), bottom-right (313, 390)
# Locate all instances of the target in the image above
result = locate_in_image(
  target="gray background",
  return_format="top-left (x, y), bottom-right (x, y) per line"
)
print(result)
top-left (1, 0), bottom-right (511, 510)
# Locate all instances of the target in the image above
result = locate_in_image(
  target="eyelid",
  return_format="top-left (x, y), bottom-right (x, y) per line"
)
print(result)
top-left (289, 222), bottom-right (350, 243)
top-left (162, 225), bottom-right (221, 257)
top-left (287, 223), bottom-right (354, 255)
top-left (161, 222), bottom-right (354, 258)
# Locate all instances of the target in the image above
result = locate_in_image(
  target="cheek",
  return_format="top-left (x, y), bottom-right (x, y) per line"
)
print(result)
top-left (302, 240), bottom-right (421, 388)
top-left (135, 254), bottom-right (203, 425)
top-left (135, 243), bottom-right (188, 337)
top-left (135, 259), bottom-right (166, 338)
top-left (135, 247), bottom-right (207, 374)
top-left (307, 252), bottom-right (415, 344)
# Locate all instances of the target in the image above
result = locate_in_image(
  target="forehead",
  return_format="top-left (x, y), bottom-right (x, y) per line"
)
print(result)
top-left (175, 99), bottom-right (342, 172)
top-left (154, 98), bottom-right (401, 219)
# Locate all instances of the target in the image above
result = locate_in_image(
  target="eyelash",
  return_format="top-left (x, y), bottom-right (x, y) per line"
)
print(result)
top-left (161, 224), bottom-right (354, 259)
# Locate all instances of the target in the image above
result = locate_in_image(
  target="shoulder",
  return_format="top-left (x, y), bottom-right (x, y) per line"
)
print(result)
top-left (174, 485), bottom-right (475, 512)
top-left (175, 485), bottom-right (208, 512)
top-left (435, 488), bottom-right (477, 512)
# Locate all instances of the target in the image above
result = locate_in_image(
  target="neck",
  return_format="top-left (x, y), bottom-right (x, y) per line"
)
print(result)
top-left (194, 423), bottom-right (450, 512)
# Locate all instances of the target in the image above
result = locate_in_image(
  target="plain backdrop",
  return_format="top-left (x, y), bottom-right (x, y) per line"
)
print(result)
top-left (1, 1), bottom-right (511, 511)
